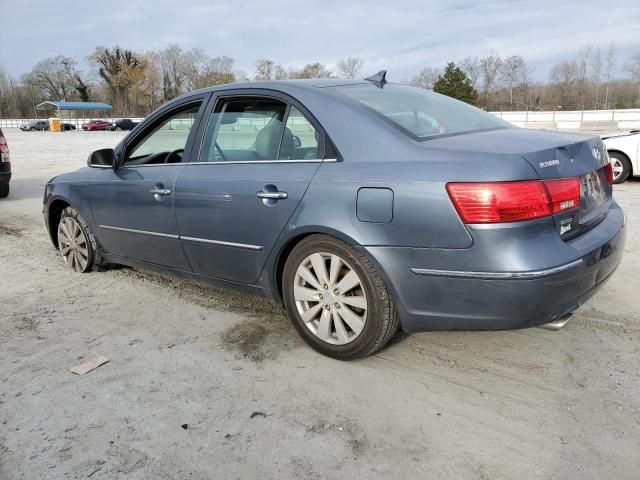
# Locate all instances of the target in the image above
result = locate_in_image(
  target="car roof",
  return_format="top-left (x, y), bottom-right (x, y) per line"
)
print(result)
top-left (171, 79), bottom-right (373, 103)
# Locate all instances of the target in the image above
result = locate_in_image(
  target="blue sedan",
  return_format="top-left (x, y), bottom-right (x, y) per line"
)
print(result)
top-left (43, 72), bottom-right (626, 359)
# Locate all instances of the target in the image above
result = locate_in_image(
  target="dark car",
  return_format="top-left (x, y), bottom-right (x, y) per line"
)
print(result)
top-left (42, 74), bottom-right (626, 359)
top-left (61, 123), bottom-right (77, 131)
top-left (0, 128), bottom-right (11, 198)
top-left (20, 120), bottom-right (49, 131)
top-left (82, 120), bottom-right (111, 131)
top-left (109, 118), bottom-right (139, 131)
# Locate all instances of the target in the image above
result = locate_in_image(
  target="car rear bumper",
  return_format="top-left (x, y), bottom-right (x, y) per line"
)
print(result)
top-left (364, 202), bottom-right (626, 332)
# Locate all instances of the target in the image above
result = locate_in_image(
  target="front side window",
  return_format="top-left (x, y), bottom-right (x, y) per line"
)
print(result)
top-left (335, 84), bottom-right (509, 140)
top-left (126, 104), bottom-right (201, 165)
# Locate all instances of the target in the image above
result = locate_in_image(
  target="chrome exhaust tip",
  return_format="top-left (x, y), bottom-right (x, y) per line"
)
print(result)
top-left (539, 314), bottom-right (571, 331)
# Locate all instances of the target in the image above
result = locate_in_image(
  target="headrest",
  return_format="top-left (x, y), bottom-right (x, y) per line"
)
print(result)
top-left (255, 123), bottom-right (294, 160)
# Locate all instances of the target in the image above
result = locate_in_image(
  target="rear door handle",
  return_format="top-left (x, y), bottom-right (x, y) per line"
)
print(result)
top-left (256, 191), bottom-right (288, 200)
top-left (150, 188), bottom-right (171, 195)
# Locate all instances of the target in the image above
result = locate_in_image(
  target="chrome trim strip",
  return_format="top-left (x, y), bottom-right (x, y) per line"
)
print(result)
top-left (117, 159), bottom-right (338, 168)
top-left (99, 225), bottom-right (179, 239)
top-left (99, 225), bottom-right (263, 251)
top-left (409, 259), bottom-right (584, 280)
top-left (121, 163), bottom-right (185, 168)
top-left (181, 236), bottom-right (263, 251)
top-left (185, 158), bottom-right (337, 165)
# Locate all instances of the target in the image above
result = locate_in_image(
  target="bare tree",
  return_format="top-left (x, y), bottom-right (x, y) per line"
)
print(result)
top-left (499, 55), bottom-right (529, 108)
top-left (590, 47), bottom-right (603, 109)
top-left (289, 63), bottom-right (333, 79)
top-left (479, 51), bottom-right (502, 108)
top-left (575, 44), bottom-right (593, 109)
top-left (90, 46), bottom-right (146, 113)
top-left (274, 64), bottom-right (288, 80)
top-left (549, 60), bottom-right (577, 109)
top-left (459, 56), bottom-right (481, 90)
top-left (201, 55), bottom-right (235, 86)
top-left (25, 55), bottom-right (80, 101)
top-left (409, 67), bottom-right (441, 89)
top-left (603, 43), bottom-right (617, 109)
top-left (336, 57), bottom-right (364, 79)
top-left (625, 51), bottom-right (640, 107)
top-left (254, 59), bottom-right (275, 80)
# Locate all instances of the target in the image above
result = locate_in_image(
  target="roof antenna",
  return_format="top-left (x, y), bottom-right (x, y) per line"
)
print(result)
top-left (364, 70), bottom-right (387, 88)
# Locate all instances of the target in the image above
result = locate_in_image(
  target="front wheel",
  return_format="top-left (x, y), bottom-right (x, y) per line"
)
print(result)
top-left (283, 235), bottom-right (399, 360)
top-left (610, 152), bottom-right (631, 184)
top-left (57, 207), bottom-right (96, 272)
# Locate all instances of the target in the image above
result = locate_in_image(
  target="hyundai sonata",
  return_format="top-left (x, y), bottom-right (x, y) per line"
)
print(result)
top-left (43, 72), bottom-right (626, 359)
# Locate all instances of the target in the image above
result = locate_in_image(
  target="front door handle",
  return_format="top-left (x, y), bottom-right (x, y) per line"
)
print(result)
top-left (256, 191), bottom-right (288, 200)
top-left (150, 188), bottom-right (171, 195)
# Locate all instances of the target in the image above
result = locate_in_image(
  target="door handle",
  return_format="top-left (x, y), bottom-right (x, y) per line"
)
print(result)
top-left (150, 188), bottom-right (171, 195)
top-left (256, 191), bottom-right (288, 200)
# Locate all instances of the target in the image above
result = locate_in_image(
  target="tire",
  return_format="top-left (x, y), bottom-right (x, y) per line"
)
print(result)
top-left (609, 152), bottom-right (631, 184)
top-left (0, 183), bottom-right (8, 198)
top-left (283, 234), bottom-right (399, 360)
top-left (57, 207), bottom-right (97, 273)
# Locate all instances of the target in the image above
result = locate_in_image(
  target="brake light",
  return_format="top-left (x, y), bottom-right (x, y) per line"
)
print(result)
top-left (0, 135), bottom-right (9, 163)
top-left (446, 178), bottom-right (580, 224)
top-left (604, 162), bottom-right (614, 185)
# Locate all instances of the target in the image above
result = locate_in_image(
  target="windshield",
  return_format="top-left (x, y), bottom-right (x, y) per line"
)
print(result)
top-left (335, 84), bottom-right (510, 140)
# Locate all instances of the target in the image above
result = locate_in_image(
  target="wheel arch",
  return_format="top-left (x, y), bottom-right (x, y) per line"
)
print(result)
top-left (46, 198), bottom-right (71, 248)
top-left (269, 226), bottom-right (399, 313)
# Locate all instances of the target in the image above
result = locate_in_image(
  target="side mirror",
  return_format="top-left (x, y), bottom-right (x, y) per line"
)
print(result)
top-left (88, 148), bottom-right (116, 169)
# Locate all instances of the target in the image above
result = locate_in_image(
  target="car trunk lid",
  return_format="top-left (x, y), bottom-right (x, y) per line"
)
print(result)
top-left (426, 128), bottom-right (612, 238)
top-left (519, 134), bottom-right (612, 239)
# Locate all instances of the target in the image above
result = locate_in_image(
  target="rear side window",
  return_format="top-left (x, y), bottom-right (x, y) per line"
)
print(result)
top-left (200, 98), bottom-right (323, 162)
top-left (201, 99), bottom-right (287, 162)
top-left (283, 106), bottom-right (320, 160)
top-left (335, 84), bottom-right (509, 140)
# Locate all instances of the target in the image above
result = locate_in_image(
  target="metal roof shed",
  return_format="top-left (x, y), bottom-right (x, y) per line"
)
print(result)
top-left (36, 101), bottom-right (113, 112)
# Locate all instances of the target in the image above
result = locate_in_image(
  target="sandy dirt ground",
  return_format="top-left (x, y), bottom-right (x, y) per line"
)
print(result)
top-left (1, 129), bottom-right (639, 480)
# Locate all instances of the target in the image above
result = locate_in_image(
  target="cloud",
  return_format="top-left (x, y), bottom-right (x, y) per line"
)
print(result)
top-left (0, 0), bottom-right (638, 80)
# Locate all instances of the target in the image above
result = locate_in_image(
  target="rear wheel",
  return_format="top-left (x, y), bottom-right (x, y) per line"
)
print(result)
top-left (283, 235), bottom-right (399, 360)
top-left (609, 152), bottom-right (631, 184)
top-left (57, 207), bottom-right (96, 273)
top-left (0, 184), bottom-right (8, 198)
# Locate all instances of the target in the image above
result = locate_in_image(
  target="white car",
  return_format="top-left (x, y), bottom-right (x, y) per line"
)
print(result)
top-left (602, 130), bottom-right (640, 183)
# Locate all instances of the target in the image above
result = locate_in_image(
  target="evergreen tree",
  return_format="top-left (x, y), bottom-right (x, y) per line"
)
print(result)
top-left (433, 62), bottom-right (478, 105)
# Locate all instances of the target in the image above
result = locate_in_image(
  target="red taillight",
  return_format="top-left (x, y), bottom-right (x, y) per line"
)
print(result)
top-left (0, 135), bottom-right (9, 163)
top-left (446, 178), bottom-right (580, 224)
top-left (604, 162), bottom-right (614, 185)
top-left (543, 178), bottom-right (580, 214)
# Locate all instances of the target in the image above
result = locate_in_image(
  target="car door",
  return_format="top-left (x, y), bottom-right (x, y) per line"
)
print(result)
top-left (90, 96), bottom-right (207, 270)
top-left (174, 91), bottom-right (332, 283)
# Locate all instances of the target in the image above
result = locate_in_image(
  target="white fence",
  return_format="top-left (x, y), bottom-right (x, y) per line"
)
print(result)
top-left (0, 117), bottom-right (145, 129)
top-left (491, 109), bottom-right (640, 131)
top-left (2, 109), bottom-right (640, 131)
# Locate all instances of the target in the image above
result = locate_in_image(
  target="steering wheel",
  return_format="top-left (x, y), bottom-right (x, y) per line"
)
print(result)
top-left (164, 148), bottom-right (184, 164)
top-left (214, 142), bottom-right (227, 162)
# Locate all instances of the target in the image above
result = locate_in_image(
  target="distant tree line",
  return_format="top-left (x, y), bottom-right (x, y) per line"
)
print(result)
top-left (0, 43), bottom-right (639, 117)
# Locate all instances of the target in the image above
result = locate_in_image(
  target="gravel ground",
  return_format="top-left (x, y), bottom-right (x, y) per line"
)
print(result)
top-left (1, 129), bottom-right (639, 480)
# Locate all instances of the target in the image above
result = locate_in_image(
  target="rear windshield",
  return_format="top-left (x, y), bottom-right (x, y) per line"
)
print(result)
top-left (335, 84), bottom-right (509, 140)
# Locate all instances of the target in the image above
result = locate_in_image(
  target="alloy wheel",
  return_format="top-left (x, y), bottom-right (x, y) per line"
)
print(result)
top-left (611, 157), bottom-right (624, 182)
top-left (57, 216), bottom-right (90, 272)
top-left (293, 252), bottom-right (367, 345)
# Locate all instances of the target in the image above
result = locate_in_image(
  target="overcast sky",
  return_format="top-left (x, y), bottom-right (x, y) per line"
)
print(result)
top-left (0, 0), bottom-right (638, 81)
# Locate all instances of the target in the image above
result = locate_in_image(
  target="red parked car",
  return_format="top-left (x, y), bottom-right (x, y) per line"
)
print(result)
top-left (82, 120), bottom-right (111, 131)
